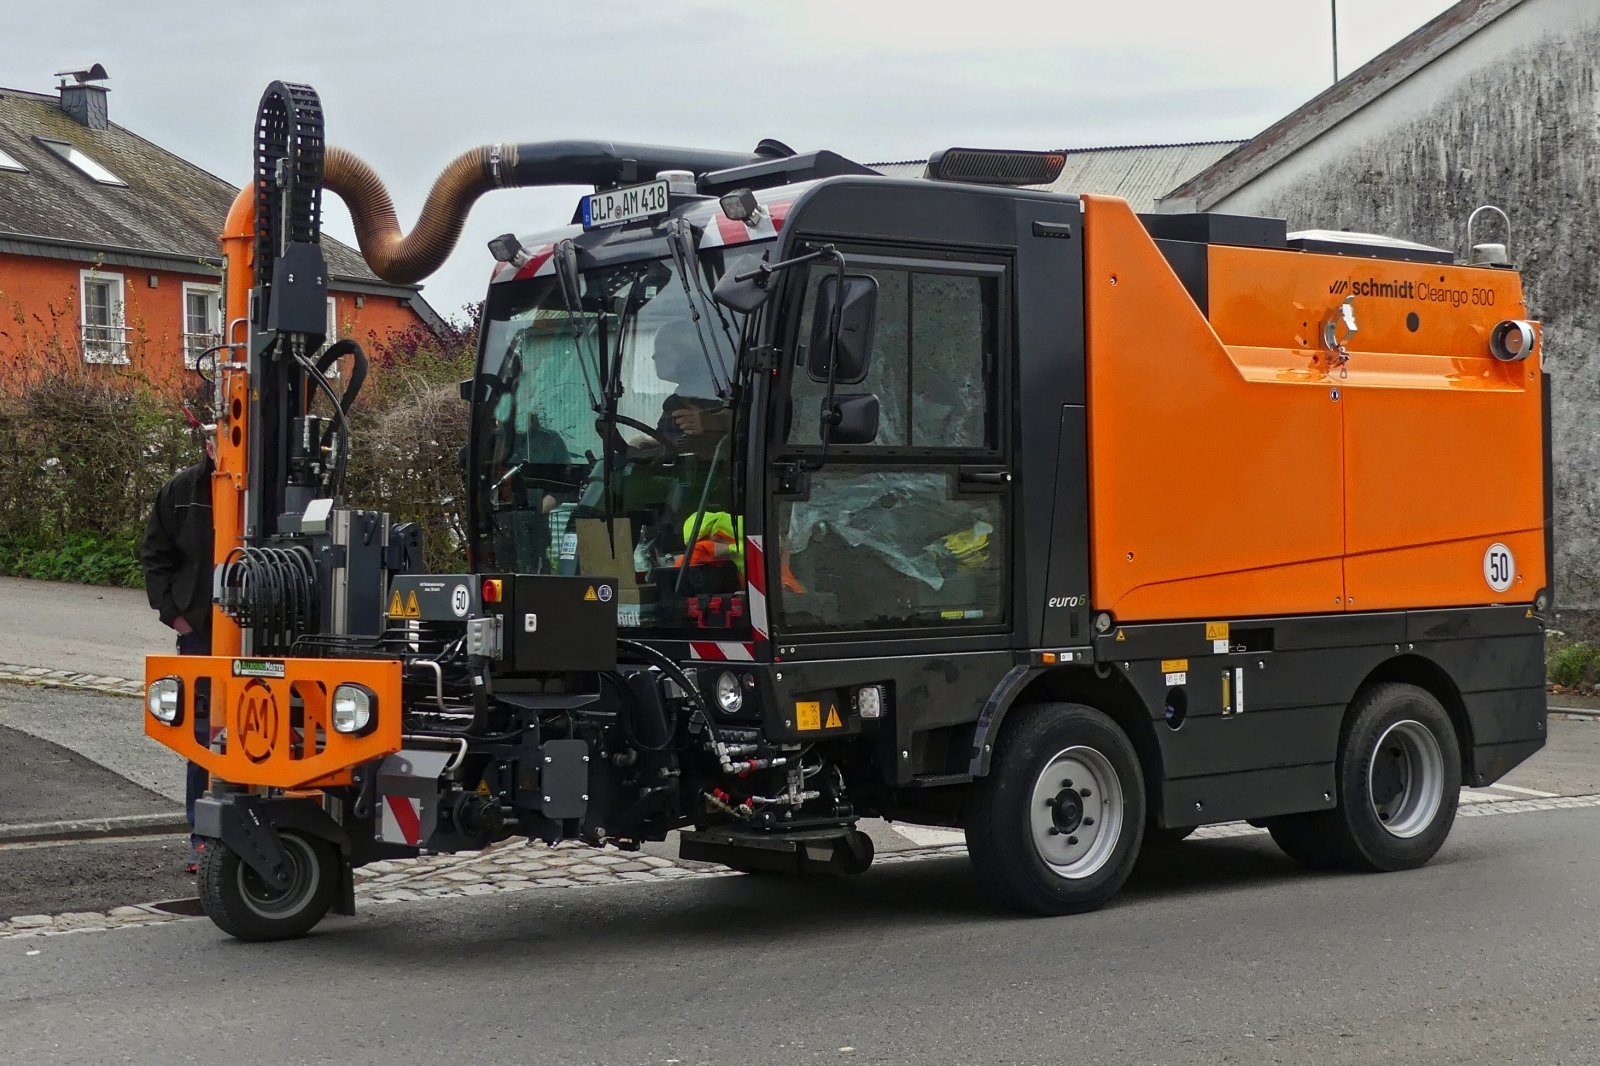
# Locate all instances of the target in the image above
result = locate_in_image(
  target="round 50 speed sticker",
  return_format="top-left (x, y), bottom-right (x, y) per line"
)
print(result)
top-left (1483, 543), bottom-right (1515, 594)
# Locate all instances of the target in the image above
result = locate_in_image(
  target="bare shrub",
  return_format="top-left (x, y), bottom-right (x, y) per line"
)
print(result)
top-left (344, 310), bottom-right (479, 573)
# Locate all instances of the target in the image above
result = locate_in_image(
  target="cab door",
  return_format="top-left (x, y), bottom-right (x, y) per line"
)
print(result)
top-left (765, 249), bottom-right (1015, 780)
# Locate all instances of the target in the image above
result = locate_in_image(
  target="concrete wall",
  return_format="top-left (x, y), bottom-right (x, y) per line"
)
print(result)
top-left (1208, 0), bottom-right (1600, 627)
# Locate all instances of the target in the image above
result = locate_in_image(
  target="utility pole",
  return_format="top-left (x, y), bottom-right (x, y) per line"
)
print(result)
top-left (1331, 0), bottom-right (1341, 83)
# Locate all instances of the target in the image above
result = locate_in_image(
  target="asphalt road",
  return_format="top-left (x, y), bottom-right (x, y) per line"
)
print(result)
top-left (3, 803), bottom-right (1598, 1066)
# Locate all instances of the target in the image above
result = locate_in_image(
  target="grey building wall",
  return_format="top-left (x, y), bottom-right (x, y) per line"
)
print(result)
top-left (1203, 0), bottom-right (1600, 626)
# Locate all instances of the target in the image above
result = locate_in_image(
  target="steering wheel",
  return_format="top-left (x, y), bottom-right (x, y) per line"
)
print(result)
top-left (605, 413), bottom-right (680, 459)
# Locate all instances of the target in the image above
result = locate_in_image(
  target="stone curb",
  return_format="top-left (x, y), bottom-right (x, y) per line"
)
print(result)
top-left (0, 812), bottom-right (191, 845)
top-left (0, 662), bottom-right (142, 698)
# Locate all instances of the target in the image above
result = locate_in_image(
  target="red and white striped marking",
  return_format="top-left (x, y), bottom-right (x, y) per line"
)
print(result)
top-left (745, 534), bottom-right (769, 643)
top-left (689, 641), bottom-right (755, 662)
top-left (380, 795), bottom-right (423, 846)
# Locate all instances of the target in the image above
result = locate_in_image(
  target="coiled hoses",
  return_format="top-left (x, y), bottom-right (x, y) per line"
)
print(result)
top-left (218, 546), bottom-right (319, 655)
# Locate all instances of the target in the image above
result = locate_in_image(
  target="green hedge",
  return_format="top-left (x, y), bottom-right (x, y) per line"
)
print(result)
top-left (0, 531), bottom-right (143, 587)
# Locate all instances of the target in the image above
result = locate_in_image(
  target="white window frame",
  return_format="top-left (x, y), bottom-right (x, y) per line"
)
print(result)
top-left (0, 145), bottom-right (25, 173)
top-left (79, 269), bottom-right (129, 364)
top-left (324, 296), bottom-right (341, 377)
top-left (181, 282), bottom-right (222, 369)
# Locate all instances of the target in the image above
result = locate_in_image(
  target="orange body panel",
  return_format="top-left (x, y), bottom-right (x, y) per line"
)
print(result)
top-left (144, 655), bottom-right (403, 790)
top-left (1082, 196), bottom-right (1345, 620)
top-left (1083, 195), bottom-right (1545, 621)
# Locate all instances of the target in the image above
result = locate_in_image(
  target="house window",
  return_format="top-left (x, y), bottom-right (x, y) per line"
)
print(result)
top-left (37, 138), bottom-right (126, 186)
top-left (327, 296), bottom-right (339, 341)
top-left (80, 270), bottom-right (129, 364)
top-left (0, 145), bottom-right (25, 173)
top-left (182, 283), bottom-right (221, 369)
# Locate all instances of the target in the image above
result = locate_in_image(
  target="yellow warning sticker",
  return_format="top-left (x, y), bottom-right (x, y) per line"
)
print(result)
top-left (475, 779), bottom-right (491, 795)
top-left (584, 586), bottom-right (599, 602)
top-left (1160, 659), bottom-right (1188, 673)
top-left (388, 589), bottom-right (404, 616)
top-left (796, 701), bottom-right (821, 731)
top-left (825, 705), bottom-right (843, 729)
top-left (404, 590), bottom-right (421, 618)
top-left (1205, 622), bottom-right (1229, 641)
top-left (1114, 629), bottom-right (1126, 641)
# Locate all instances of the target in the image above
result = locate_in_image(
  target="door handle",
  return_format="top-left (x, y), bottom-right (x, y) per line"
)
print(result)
top-left (958, 468), bottom-right (1011, 490)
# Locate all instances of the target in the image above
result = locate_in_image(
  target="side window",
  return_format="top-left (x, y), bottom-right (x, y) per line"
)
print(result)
top-left (788, 265), bottom-right (997, 450)
top-left (775, 255), bottom-right (1009, 635)
top-left (778, 467), bottom-right (1005, 632)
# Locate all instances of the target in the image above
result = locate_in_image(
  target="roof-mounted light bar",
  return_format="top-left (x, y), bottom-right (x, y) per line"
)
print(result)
top-left (926, 148), bottom-right (1065, 187)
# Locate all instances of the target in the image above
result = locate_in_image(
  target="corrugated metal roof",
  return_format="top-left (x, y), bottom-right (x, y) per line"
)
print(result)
top-left (0, 85), bottom-right (414, 294)
top-left (871, 141), bottom-right (1245, 212)
top-left (1163, 0), bottom-right (1532, 210)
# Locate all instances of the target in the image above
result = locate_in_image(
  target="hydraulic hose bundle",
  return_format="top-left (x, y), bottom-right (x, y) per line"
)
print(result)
top-left (217, 546), bottom-right (318, 655)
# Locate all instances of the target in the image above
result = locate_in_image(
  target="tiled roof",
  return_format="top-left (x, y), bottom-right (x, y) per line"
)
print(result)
top-left (0, 85), bottom-right (409, 293)
top-left (1161, 0), bottom-right (1531, 210)
top-left (872, 141), bottom-right (1246, 213)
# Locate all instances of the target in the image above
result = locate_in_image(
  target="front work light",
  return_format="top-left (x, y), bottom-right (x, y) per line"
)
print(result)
top-left (714, 671), bottom-right (744, 715)
top-left (332, 684), bottom-right (374, 734)
top-left (719, 188), bottom-right (759, 223)
top-left (856, 684), bottom-right (885, 720)
top-left (1490, 319), bottom-right (1537, 362)
top-left (147, 677), bottom-right (182, 725)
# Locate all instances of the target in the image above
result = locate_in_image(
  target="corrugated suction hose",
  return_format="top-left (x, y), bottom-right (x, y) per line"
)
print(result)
top-left (323, 140), bottom-right (767, 285)
top-left (323, 144), bottom-right (504, 285)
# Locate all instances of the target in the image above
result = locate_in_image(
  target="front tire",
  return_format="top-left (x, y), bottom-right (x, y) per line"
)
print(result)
top-left (967, 703), bottom-right (1146, 915)
top-left (1268, 683), bottom-right (1460, 872)
top-left (198, 830), bottom-right (337, 941)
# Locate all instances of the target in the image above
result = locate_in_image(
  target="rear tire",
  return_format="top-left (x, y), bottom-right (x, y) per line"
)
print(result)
top-left (198, 830), bottom-right (337, 941)
top-left (966, 702), bottom-right (1145, 915)
top-left (1267, 683), bottom-right (1460, 872)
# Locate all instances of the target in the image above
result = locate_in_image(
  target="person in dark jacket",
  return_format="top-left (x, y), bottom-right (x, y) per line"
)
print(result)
top-left (139, 441), bottom-right (214, 872)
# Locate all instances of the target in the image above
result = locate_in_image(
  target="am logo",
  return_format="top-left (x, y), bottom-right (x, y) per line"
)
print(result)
top-left (237, 679), bottom-right (280, 763)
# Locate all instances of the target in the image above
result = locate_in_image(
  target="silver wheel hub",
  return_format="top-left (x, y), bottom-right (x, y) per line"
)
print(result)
top-left (1368, 719), bottom-right (1445, 839)
top-left (1030, 745), bottom-right (1124, 879)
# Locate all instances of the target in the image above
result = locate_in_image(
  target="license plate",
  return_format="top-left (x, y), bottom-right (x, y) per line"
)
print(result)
top-left (581, 179), bottom-right (671, 229)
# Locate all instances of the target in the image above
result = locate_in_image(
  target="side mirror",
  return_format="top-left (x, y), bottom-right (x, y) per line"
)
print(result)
top-left (821, 393), bottom-right (880, 446)
top-left (712, 254), bottom-right (775, 314)
top-left (807, 274), bottom-right (878, 385)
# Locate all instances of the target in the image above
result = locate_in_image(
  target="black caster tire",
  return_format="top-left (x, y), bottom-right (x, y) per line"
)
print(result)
top-left (966, 702), bottom-right (1146, 915)
top-left (198, 830), bottom-right (337, 941)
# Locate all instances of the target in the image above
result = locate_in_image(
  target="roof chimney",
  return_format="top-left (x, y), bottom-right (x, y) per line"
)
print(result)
top-left (55, 64), bottom-right (110, 130)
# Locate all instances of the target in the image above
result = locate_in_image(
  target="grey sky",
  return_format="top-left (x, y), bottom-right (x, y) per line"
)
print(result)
top-left (1, 0), bottom-right (1456, 318)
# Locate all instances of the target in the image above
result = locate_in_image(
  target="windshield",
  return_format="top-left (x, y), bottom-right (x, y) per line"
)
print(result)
top-left (473, 243), bottom-right (769, 634)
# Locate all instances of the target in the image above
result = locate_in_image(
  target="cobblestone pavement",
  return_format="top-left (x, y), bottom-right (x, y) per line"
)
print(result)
top-left (7, 792), bottom-right (1600, 942)
top-left (0, 662), bottom-right (142, 698)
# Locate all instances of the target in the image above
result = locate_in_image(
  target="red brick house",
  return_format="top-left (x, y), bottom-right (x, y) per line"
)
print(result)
top-left (0, 66), bottom-right (442, 387)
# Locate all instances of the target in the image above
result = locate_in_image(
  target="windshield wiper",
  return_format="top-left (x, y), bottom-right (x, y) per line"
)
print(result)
top-left (552, 240), bottom-right (604, 417)
top-left (666, 218), bottom-right (735, 401)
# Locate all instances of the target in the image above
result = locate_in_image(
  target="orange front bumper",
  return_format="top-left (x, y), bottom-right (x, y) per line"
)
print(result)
top-left (144, 655), bottom-right (404, 790)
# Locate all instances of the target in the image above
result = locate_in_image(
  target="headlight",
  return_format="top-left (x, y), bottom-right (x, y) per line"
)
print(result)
top-left (856, 684), bottom-right (884, 720)
top-left (332, 684), bottom-right (374, 734)
top-left (147, 677), bottom-right (182, 724)
top-left (714, 671), bottom-right (744, 715)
